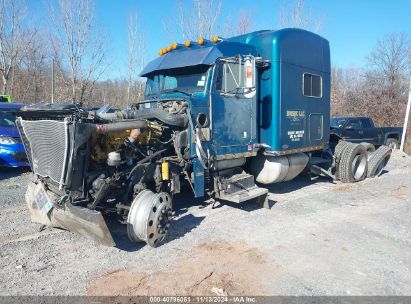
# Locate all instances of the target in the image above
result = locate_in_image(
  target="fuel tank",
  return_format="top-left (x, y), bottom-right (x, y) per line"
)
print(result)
top-left (250, 153), bottom-right (309, 184)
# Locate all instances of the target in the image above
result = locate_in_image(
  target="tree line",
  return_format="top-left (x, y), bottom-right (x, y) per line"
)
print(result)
top-left (1, 0), bottom-right (410, 126)
top-left (2, 0), bottom-right (255, 108)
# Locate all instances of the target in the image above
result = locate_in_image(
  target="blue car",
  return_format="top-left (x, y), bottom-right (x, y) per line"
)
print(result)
top-left (0, 103), bottom-right (29, 167)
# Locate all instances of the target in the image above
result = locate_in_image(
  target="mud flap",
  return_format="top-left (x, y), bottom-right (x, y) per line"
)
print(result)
top-left (26, 182), bottom-right (115, 247)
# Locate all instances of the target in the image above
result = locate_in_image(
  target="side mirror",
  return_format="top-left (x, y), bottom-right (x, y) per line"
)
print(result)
top-left (243, 56), bottom-right (256, 98)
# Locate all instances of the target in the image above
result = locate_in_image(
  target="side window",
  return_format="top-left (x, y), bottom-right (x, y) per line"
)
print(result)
top-left (303, 73), bottom-right (322, 98)
top-left (223, 63), bottom-right (243, 93)
top-left (361, 118), bottom-right (372, 128)
top-left (215, 56), bottom-right (256, 98)
top-left (215, 62), bottom-right (243, 92)
top-left (346, 119), bottom-right (361, 129)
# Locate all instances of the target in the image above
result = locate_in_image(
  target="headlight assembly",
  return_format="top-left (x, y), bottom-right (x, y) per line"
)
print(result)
top-left (0, 136), bottom-right (17, 145)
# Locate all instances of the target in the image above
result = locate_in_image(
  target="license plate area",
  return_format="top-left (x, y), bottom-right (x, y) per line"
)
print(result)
top-left (34, 185), bottom-right (53, 215)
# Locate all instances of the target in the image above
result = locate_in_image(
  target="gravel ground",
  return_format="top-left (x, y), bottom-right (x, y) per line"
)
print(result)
top-left (0, 151), bottom-right (411, 296)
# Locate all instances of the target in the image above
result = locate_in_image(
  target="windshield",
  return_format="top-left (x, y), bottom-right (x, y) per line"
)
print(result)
top-left (0, 111), bottom-right (17, 127)
top-left (330, 118), bottom-right (347, 128)
top-left (145, 65), bottom-right (210, 97)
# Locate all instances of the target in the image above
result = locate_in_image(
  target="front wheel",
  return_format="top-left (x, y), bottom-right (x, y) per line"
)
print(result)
top-left (385, 138), bottom-right (399, 149)
top-left (127, 190), bottom-right (173, 247)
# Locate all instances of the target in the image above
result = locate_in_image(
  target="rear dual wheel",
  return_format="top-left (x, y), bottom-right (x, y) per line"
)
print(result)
top-left (334, 141), bottom-right (352, 179)
top-left (337, 142), bottom-right (368, 183)
top-left (127, 190), bottom-right (173, 247)
top-left (367, 146), bottom-right (392, 178)
top-left (360, 142), bottom-right (376, 154)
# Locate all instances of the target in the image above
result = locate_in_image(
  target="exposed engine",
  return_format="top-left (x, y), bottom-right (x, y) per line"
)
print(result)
top-left (17, 99), bottom-right (190, 247)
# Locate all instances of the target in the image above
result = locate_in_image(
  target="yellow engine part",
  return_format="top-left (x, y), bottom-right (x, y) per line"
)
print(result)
top-left (139, 123), bottom-right (163, 145)
top-left (91, 129), bottom-right (131, 164)
top-left (161, 162), bottom-right (169, 181)
top-left (90, 123), bottom-right (164, 165)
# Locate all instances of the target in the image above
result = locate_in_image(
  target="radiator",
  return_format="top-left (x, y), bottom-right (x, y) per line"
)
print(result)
top-left (17, 118), bottom-right (70, 188)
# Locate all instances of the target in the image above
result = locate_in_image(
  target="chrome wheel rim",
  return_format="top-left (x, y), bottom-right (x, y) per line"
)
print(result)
top-left (127, 190), bottom-right (172, 247)
top-left (375, 156), bottom-right (389, 177)
top-left (352, 154), bottom-right (367, 180)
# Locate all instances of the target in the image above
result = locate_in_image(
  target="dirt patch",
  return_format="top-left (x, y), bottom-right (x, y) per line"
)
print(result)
top-left (390, 185), bottom-right (411, 201)
top-left (86, 240), bottom-right (279, 296)
top-left (333, 184), bottom-right (355, 192)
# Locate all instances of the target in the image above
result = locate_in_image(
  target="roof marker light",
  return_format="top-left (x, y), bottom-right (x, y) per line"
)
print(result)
top-left (212, 36), bottom-right (219, 43)
top-left (197, 37), bottom-right (204, 45)
top-left (166, 46), bottom-right (171, 52)
top-left (159, 50), bottom-right (163, 56)
top-left (184, 40), bottom-right (191, 47)
top-left (171, 42), bottom-right (178, 49)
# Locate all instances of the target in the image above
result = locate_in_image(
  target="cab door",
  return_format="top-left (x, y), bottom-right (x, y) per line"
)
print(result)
top-left (359, 118), bottom-right (380, 145)
top-left (342, 118), bottom-right (362, 143)
top-left (210, 57), bottom-right (257, 152)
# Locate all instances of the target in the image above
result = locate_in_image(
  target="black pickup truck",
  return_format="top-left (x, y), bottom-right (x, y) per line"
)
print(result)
top-left (330, 116), bottom-right (402, 149)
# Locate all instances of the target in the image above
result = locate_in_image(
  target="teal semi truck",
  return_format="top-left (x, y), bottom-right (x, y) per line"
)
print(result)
top-left (16, 29), bottom-right (392, 247)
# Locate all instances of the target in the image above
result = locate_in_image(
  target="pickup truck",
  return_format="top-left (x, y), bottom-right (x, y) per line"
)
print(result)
top-left (330, 116), bottom-right (402, 149)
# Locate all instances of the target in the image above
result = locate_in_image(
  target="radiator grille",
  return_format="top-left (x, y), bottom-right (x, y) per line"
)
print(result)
top-left (19, 119), bottom-right (69, 185)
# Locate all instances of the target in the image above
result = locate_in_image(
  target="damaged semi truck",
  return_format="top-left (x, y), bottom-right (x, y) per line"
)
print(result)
top-left (16, 29), bottom-right (392, 247)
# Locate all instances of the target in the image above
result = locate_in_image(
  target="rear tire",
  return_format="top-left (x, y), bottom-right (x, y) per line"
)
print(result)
top-left (385, 138), bottom-right (399, 149)
top-left (367, 145), bottom-right (392, 178)
top-left (334, 141), bottom-right (353, 179)
top-left (360, 142), bottom-right (376, 154)
top-left (334, 140), bottom-right (352, 160)
top-left (339, 143), bottom-right (368, 183)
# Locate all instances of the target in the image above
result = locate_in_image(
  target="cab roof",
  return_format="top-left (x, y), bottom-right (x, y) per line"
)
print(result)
top-left (140, 40), bottom-right (256, 77)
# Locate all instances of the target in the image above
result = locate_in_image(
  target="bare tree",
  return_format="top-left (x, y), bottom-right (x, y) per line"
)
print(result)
top-left (127, 13), bottom-right (145, 106)
top-left (236, 11), bottom-right (253, 35)
top-left (367, 33), bottom-right (411, 90)
top-left (331, 33), bottom-right (411, 127)
top-left (165, 0), bottom-right (222, 40)
top-left (0, 0), bottom-right (28, 94)
top-left (278, 0), bottom-right (324, 33)
top-left (21, 29), bottom-right (49, 103)
top-left (50, 0), bottom-right (108, 104)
